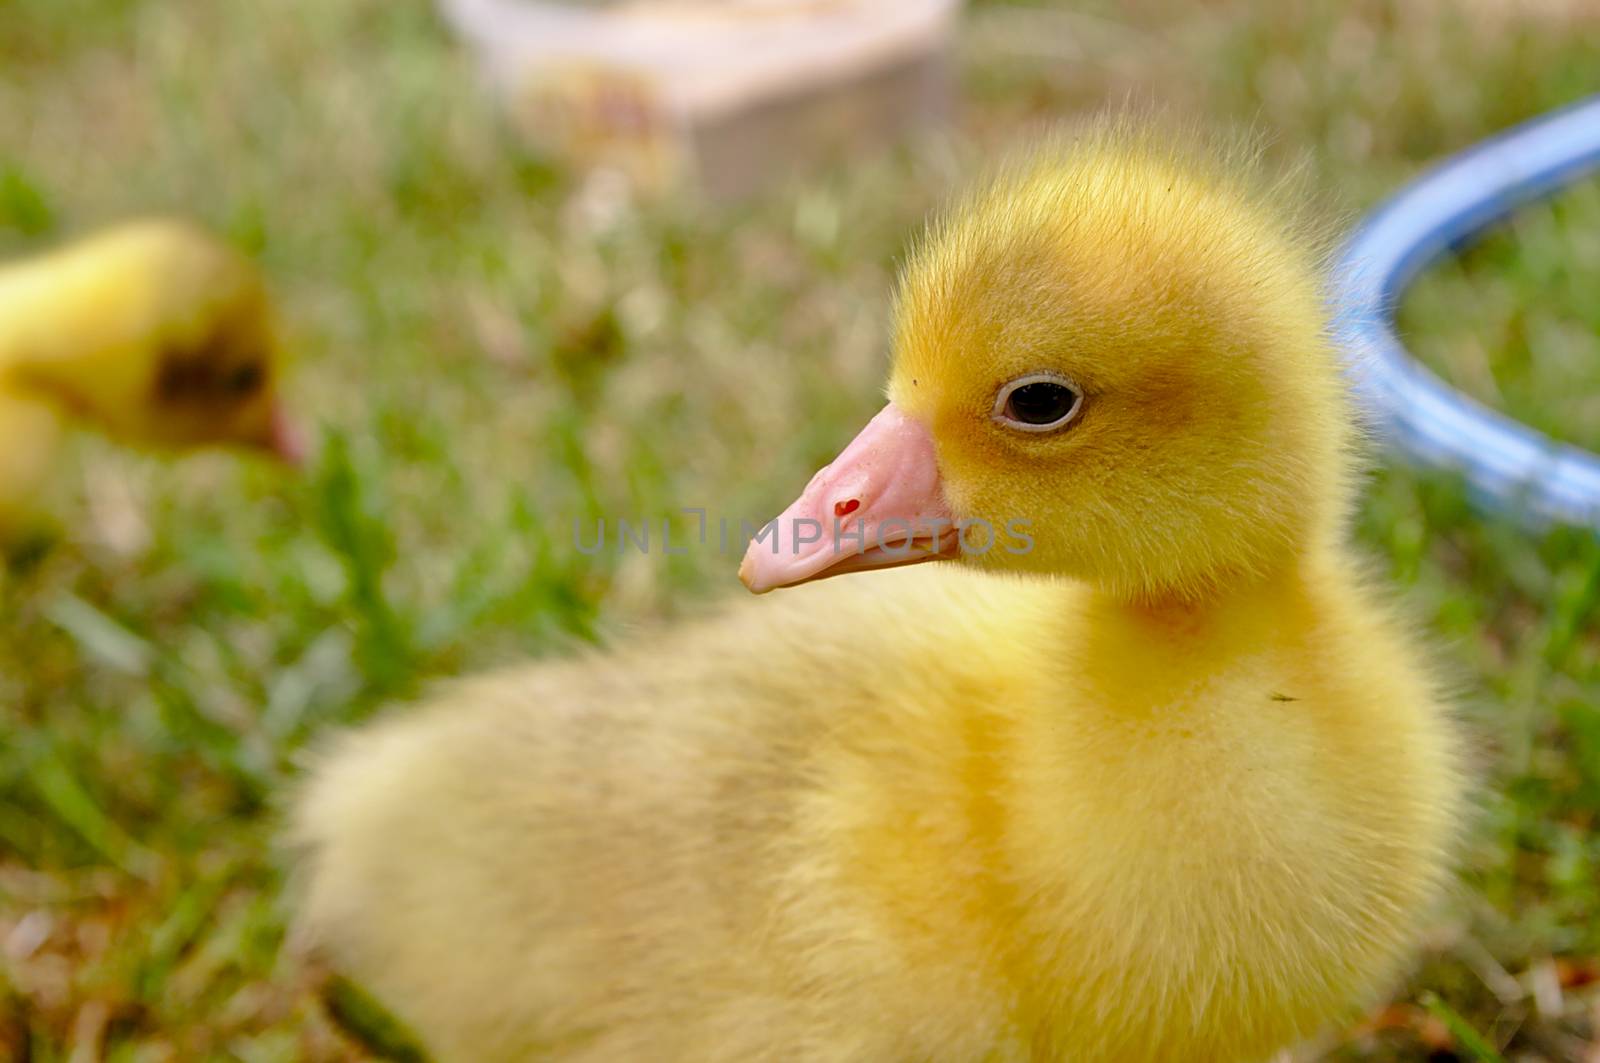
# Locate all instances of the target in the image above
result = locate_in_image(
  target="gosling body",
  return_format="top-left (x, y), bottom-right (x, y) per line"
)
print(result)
top-left (294, 120), bottom-right (1463, 1062)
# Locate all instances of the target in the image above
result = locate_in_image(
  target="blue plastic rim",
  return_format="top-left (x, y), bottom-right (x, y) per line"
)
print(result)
top-left (1334, 95), bottom-right (1600, 530)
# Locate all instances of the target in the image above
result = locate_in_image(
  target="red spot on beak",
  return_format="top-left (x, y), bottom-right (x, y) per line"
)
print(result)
top-left (834, 498), bottom-right (861, 518)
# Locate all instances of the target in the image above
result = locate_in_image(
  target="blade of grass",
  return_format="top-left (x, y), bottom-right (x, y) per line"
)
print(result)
top-left (1420, 991), bottom-right (1507, 1063)
top-left (45, 594), bottom-right (152, 677)
top-left (22, 739), bottom-right (157, 880)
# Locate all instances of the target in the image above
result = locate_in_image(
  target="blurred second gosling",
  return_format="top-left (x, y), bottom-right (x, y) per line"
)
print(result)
top-left (0, 220), bottom-right (302, 543)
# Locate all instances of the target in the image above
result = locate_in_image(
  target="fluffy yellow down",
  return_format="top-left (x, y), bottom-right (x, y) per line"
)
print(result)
top-left (291, 119), bottom-right (1464, 1063)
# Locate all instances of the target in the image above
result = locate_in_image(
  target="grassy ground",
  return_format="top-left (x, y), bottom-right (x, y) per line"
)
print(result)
top-left (0, 0), bottom-right (1597, 1059)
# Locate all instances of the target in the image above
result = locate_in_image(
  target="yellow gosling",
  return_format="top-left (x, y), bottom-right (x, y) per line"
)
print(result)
top-left (292, 119), bottom-right (1464, 1063)
top-left (0, 220), bottom-right (301, 538)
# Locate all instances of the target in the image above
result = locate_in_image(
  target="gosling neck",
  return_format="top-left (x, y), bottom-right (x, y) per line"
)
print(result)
top-left (1077, 536), bottom-right (1346, 638)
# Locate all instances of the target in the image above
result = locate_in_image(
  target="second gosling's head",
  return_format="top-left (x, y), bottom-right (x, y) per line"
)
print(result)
top-left (12, 219), bottom-right (304, 461)
top-left (743, 121), bottom-right (1352, 601)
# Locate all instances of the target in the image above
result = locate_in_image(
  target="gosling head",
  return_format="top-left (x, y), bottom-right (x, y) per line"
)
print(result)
top-left (10, 219), bottom-right (304, 462)
top-left (741, 123), bottom-right (1352, 602)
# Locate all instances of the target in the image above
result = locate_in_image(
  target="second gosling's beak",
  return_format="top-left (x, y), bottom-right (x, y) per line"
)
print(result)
top-left (739, 403), bottom-right (957, 594)
top-left (262, 402), bottom-right (308, 465)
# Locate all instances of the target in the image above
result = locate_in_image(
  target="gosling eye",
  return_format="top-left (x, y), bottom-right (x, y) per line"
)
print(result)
top-left (223, 362), bottom-right (265, 397)
top-left (992, 374), bottom-right (1082, 433)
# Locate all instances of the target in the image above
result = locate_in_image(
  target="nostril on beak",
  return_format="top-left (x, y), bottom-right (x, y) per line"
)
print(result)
top-left (834, 498), bottom-right (861, 518)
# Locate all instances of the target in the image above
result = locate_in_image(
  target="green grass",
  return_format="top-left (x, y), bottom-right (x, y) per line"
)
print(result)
top-left (1403, 178), bottom-right (1600, 452)
top-left (0, 1), bottom-right (1598, 1059)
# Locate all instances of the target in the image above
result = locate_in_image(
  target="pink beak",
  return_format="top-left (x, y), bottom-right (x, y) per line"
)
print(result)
top-left (739, 403), bottom-right (958, 594)
top-left (264, 403), bottom-right (308, 465)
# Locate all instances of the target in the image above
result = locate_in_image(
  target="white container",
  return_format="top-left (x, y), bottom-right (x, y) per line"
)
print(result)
top-left (440, 0), bottom-right (961, 198)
